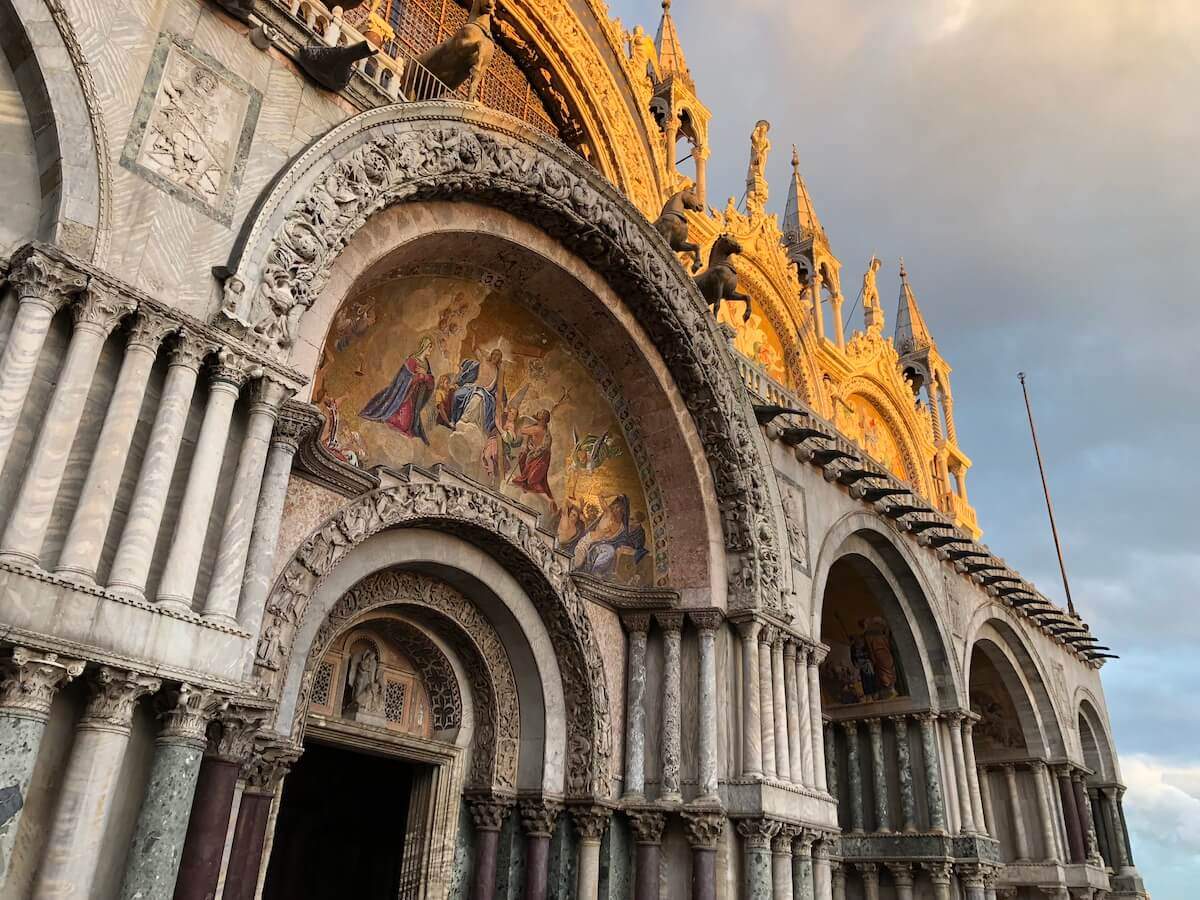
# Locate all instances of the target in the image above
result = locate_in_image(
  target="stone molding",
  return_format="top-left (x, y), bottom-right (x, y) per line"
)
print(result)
top-left (0, 646), bottom-right (85, 720)
top-left (570, 572), bottom-right (680, 610)
top-left (80, 666), bottom-right (161, 733)
top-left (217, 103), bottom-right (781, 613)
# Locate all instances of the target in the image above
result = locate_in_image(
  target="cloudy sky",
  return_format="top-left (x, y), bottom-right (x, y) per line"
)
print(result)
top-left (606, 1), bottom-right (1200, 894)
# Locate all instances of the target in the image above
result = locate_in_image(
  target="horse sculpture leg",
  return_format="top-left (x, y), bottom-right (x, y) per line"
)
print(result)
top-left (730, 290), bottom-right (753, 322)
top-left (680, 241), bottom-right (703, 273)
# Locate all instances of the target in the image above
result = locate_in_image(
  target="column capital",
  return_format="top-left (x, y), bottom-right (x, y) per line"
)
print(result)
top-left (734, 617), bottom-right (761, 641)
top-left (126, 308), bottom-right (179, 352)
top-left (792, 830), bottom-right (817, 857)
top-left (621, 612), bottom-right (652, 634)
top-left (885, 862), bottom-right (913, 886)
top-left (734, 816), bottom-right (781, 850)
top-left (772, 824), bottom-right (801, 855)
top-left (655, 610), bottom-right (685, 632)
top-left (10, 248), bottom-right (88, 310)
top-left (923, 861), bottom-right (952, 885)
top-left (627, 808), bottom-right (667, 845)
top-left (241, 740), bottom-right (301, 796)
top-left (467, 793), bottom-right (514, 832)
top-left (838, 719), bottom-right (859, 737)
top-left (866, 717), bottom-right (884, 735)
top-left (569, 803), bottom-right (613, 841)
top-left (73, 283), bottom-right (136, 335)
top-left (687, 608), bottom-right (724, 632)
top-left (157, 684), bottom-right (228, 747)
top-left (274, 400), bottom-right (323, 451)
top-left (681, 809), bottom-right (726, 849)
top-left (957, 863), bottom-right (986, 888)
top-left (518, 796), bottom-right (563, 838)
top-left (248, 374), bottom-right (294, 415)
top-left (208, 708), bottom-right (267, 762)
top-left (169, 328), bottom-right (217, 371)
top-left (856, 861), bottom-right (879, 881)
top-left (210, 347), bottom-right (263, 389)
top-left (758, 624), bottom-right (778, 646)
top-left (888, 713), bottom-right (911, 727)
top-left (0, 647), bottom-right (85, 719)
top-left (783, 639), bottom-right (798, 661)
top-left (80, 666), bottom-right (161, 732)
top-left (1028, 759), bottom-right (1048, 775)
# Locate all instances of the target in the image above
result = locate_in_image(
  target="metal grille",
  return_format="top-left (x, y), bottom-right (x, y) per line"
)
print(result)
top-left (311, 660), bottom-right (334, 708)
top-left (377, 0), bottom-right (558, 137)
top-left (385, 679), bottom-right (407, 723)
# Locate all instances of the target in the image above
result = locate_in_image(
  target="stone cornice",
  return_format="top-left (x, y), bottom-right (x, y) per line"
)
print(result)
top-left (570, 572), bottom-right (679, 610)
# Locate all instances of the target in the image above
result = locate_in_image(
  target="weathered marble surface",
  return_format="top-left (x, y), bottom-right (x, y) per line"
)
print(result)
top-left (597, 816), bottom-right (631, 900)
top-left (0, 715), bottom-right (46, 879)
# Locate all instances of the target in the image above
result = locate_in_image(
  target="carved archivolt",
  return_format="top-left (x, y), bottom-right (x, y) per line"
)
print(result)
top-left (260, 478), bottom-right (612, 797)
top-left (221, 103), bottom-right (781, 613)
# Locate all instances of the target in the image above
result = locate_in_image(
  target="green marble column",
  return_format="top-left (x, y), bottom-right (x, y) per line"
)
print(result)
top-left (736, 818), bottom-right (779, 900)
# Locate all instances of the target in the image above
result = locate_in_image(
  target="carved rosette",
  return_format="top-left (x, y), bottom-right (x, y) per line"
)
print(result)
top-left (569, 804), bottom-right (613, 842)
top-left (735, 817), bottom-right (781, 850)
top-left (519, 797), bottom-right (563, 838)
top-left (79, 667), bottom-right (162, 733)
top-left (158, 685), bottom-right (227, 748)
top-left (468, 794), bottom-right (514, 833)
top-left (627, 809), bottom-right (667, 846)
top-left (9, 247), bottom-right (88, 310)
top-left (681, 810), bottom-right (726, 849)
top-left (0, 647), bottom-right (85, 720)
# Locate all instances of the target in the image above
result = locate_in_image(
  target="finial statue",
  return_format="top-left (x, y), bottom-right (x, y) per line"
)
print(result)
top-left (862, 255), bottom-right (884, 335)
top-left (653, 183), bottom-right (705, 272)
top-left (415, 0), bottom-right (496, 102)
top-left (745, 119), bottom-right (771, 214)
top-left (695, 234), bottom-right (753, 322)
top-left (628, 24), bottom-right (661, 86)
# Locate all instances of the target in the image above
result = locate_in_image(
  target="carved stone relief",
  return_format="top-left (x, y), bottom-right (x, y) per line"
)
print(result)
top-left (121, 32), bottom-right (261, 224)
top-left (778, 474), bottom-right (809, 572)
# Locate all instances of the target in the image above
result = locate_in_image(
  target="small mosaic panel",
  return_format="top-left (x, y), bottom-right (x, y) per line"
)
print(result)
top-left (120, 32), bottom-right (262, 224)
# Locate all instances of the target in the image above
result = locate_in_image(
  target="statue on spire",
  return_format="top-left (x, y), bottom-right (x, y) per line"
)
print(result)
top-left (862, 256), bottom-right (884, 336)
top-left (745, 120), bottom-right (771, 215)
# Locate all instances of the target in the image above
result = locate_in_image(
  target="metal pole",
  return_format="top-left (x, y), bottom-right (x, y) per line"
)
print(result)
top-left (1018, 372), bottom-right (1076, 616)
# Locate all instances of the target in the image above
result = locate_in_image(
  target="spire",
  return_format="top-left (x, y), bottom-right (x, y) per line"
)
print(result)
top-left (655, 0), bottom-right (694, 90)
top-left (893, 258), bottom-right (933, 355)
top-left (783, 145), bottom-right (825, 245)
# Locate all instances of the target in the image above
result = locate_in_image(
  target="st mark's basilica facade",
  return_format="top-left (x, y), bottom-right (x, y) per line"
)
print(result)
top-left (0, 1), bottom-right (1151, 899)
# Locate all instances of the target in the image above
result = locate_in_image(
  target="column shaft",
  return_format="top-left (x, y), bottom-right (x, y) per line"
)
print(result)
top-left (858, 864), bottom-right (879, 900)
top-left (868, 719), bottom-right (890, 832)
top-left (1003, 766), bottom-right (1031, 861)
top-left (918, 715), bottom-right (946, 832)
top-left (758, 630), bottom-right (777, 779)
top-left (576, 837), bottom-right (602, 900)
top-left (807, 656), bottom-right (827, 791)
top-left (173, 757), bottom-right (242, 900)
top-left (811, 845), bottom-right (832, 900)
top-left (894, 717), bottom-right (917, 832)
top-left (471, 829), bottom-right (501, 900)
top-left (886, 866), bottom-right (914, 900)
top-left (963, 720), bottom-right (986, 833)
top-left (223, 791), bottom-right (272, 900)
top-left (783, 645), bottom-right (802, 783)
top-left (1072, 775), bottom-right (1100, 862)
top-left (770, 636), bottom-right (790, 782)
top-left (843, 722), bottom-right (864, 833)
top-left (948, 715), bottom-right (975, 833)
top-left (57, 315), bottom-right (171, 579)
top-left (745, 843), bottom-right (771, 900)
top-left (658, 614), bottom-right (684, 802)
top-left (794, 649), bottom-right (815, 787)
top-left (979, 767), bottom-right (997, 838)
top-left (739, 621), bottom-right (763, 777)
top-left (635, 843), bottom-right (660, 900)
top-left (693, 616), bottom-right (720, 800)
top-left (1057, 769), bottom-right (1086, 863)
top-left (1104, 789), bottom-right (1131, 868)
top-left (772, 841), bottom-right (793, 900)
top-left (792, 839), bottom-right (814, 900)
top-left (1031, 763), bottom-right (1059, 863)
top-left (623, 617), bottom-right (650, 799)
top-left (691, 847), bottom-right (715, 900)
top-left (824, 723), bottom-right (838, 807)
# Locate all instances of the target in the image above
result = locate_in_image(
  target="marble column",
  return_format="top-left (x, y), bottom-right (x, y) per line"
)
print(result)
top-left (204, 377), bottom-right (290, 625)
top-left (807, 651), bottom-right (828, 791)
top-left (793, 644), bottom-right (815, 787)
top-left (758, 627), bottom-right (778, 779)
top-left (118, 687), bottom-right (221, 900)
top-left (962, 717), bottom-right (987, 834)
top-left (0, 251), bottom-right (87, 477)
top-left (948, 714), bottom-right (976, 833)
top-left (810, 273), bottom-right (825, 342)
top-left (1116, 787), bottom-right (1137, 867)
top-left (960, 865), bottom-right (986, 900)
top-left (782, 642), bottom-right (802, 784)
top-left (0, 283), bottom-right (18, 347)
top-left (694, 145), bottom-right (710, 207)
top-left (841, 721), bottom-right (864, 833)
top-left (925, 862), bottom-right (951, 900)
top-left (657, 612), bottom-right (684, 803)
top-left (893, 716), bottom-right (918, 832)
top-left (56, 312), bottom-right (175, 580)
top-left (980, 766), bottom-right (997, 838)
top-left (918, 714), bottom-right (947, 832)
top-left (886, 864), bottom-right (914, 900)
top-left (811, 840), bottom-right (833, 900)
top-left (1030, 762), bottom-right (1059, 863)
top-left (858, 863), bottom-right (879, 900)
top-left (824, 723), bottom-right (838, 807)
top-left (682, 809), bottom-right (724, 900)
top-left (224, 744), bottom-right (299, 900)
top-left (108, 333), bottom-right (211, 599)
top-left (791, 832), bottom-right (815, 900)
top-left (33, 667), bottom-right (161, 900)
top-left (689, 611), bottom-right (722, 801)
top-left (519, 798), bottom-right (561, 900)
top-left (0, 285), bottom-right (134, 564)
top-left (736, 818), bottom-right (779, 900)
top-left (1002, 765), bottom-right (1031, 861)
top-left (771, 828), bottom-right (795, 900)
top-left (1089, 787), bottom-right (1111, 865)
top-left (623, 614), bottom-right (651, 800)
top-left (572, 805), bottom-right (611, 900)
top-left (629, 810), bottom-right (666, 900)
top-left (1102, 788), bottom-right (1131, 869)
top-left (830, 861), bottom-right (845, 900)
top-left (0, 648), bottom-right (84, 884)
top-left (867, 719), bottom-right (890, 832)
top-left (158, 350), bottom-right (255, 611)
top-left (737, 619), bottom-right (763, 778)
top-left (770, 633), bottom-right (790, 783)
top-left (1056, 766), bottom-right (1086, 864)
top-left (1071, 773), bottom-right (1101, 864)
top-left (469, 796), bottom-right (512, 900)
top-left (174, 711), bottom-right (262, 900)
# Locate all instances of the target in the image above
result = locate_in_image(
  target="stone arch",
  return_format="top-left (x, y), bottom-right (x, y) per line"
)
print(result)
top-left (834, 374), bottom-right (929, 493)
top-left (811, 513), bottom-right (960, 709)
top-left (0, 0), bottom-right (109, 261)
top-left (1077, 693), bottom-right (1117, 782)
top-left (261, 479), bottom-right (610, 798)
top-left (221, 101), bottom-right (780, 611)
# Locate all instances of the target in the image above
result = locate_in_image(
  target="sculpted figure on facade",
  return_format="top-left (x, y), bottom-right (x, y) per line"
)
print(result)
top-left (746, 119), bottom-right (772, 214)
top-left (346, 642), bottom-right (386, 715)
top-left (862, 255), bottom-right (884, 336)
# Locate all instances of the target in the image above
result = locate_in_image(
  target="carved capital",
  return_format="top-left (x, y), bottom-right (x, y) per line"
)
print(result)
top-left (518, 797), bottom-right (563, 838)
top-left (158, 685), bottom-right (227, 746)
top-left (209, 708), bottom-right (267, 762)
top-left (687, 609), bottom-right (724, 632)
top-left (957, 863), bottom-right (986, 888)
top-left (210, 347), bottom-right (263, 388)
top-left (735, 817), bottom-right (781, 850)
top-left (773, 825), bottom-right (801, 854)
top-left (469, 795), bottom-right (514, 832)
top-left (73, 283), bottom-right (136, 335)
top-left (681, 809), bottom-right (725, 849)
top-left (80, 667), bottom-right (161, 731)
top-left (169, 329), bottom-right (216, 371)
top-left (1029, 760), bottom-right (1048, 775)
top-left (126, 309), bottom-right (178, 352)
top-left (0, 647), bottom-right (85, 719)
top-left (867, 717), bottom-right (883, 736)
top-left (923, 861), bottom-right (952, 885)
top-left (856, 862), bottom-right (879, 882)
top-left (10, 249), bottom-right (87, 310)
top-left (569, 804), bottom-right (613, 841)
top-left (655, 611), bottom-right (685, 633)
top-left (791, 830), bottom-right (817, 857)
top-left (248, 375), bottom-right (294, 414)
top-left (783, 639), bottom-right (798, 661)
top-left (734, 618), bottom-right (761, 642)
top-left (885, 862), bottom-right (913, 886)
top-left (758, 624), bottom-right (778, 647)
top-left (838, 720), bottom-right (860, 738)
top-left (621, 612), bottom-right (652, 634)
top-left (274, 400), bottom-right (323, 451)
top-left (241, 741), bottom-right (302, 795)
top-left (627, 808), bottom-right (667, 845)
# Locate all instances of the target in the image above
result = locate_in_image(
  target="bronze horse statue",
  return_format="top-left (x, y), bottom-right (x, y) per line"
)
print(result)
top-left (694, 234), bottom-right (753, 322)
top-left (653, 186), bottom-right (705, 273)
top-left (416, 0), bottom-right (496, 102)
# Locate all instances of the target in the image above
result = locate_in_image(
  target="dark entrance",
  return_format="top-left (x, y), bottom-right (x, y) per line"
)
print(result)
top-left (263, 741), bottom-right (417, 900)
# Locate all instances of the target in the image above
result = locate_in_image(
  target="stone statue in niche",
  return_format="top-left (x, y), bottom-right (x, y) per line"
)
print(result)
top-left (695, 234), bottom-right (753, 322)
top-left (653, 184), bottom-right (705, 273)
top-left (345, 642), bottom-right (386, 719)
top-left (416, 0), bottom-right (496, 102)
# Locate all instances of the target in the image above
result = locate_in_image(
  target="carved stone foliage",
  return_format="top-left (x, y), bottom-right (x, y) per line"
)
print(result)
top-left (222, 105), bottom-right (780, 613)
top-left (121, 31), bottom-right (262, 223)
top-left (681, 810), bottom-right (726, 849)
top-left (305, 570), bottom-right (515, 790)
top-left (259, 477), bottom-right (612, 796)
top-left (80, 667), bottom-right (161, 731)
top-left (0, 648), bottom-right (85, 719)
